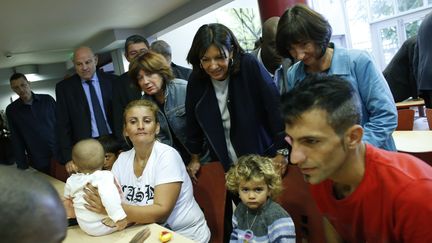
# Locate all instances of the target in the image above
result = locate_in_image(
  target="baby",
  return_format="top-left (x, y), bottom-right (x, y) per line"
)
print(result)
top-left (64, 138), bottom-right (127, 236)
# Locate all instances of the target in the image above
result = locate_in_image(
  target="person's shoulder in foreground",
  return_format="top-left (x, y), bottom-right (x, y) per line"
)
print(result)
top-left (0, 166), bottom-right (67, 243)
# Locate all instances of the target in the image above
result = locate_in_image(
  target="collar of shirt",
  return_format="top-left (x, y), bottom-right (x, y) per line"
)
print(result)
top-left (17, 92), bottom-right (37, 106)
top-left (257, 48), bottom-right (274, 78)
top-left (80, 72), bottom-right (99, 84)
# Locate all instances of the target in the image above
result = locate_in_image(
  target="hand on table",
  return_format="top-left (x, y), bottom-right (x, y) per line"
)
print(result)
top-left (102, 217), bottom-right (128, 231)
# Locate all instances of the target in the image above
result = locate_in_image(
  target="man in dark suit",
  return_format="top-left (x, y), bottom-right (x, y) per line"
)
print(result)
top-left (150, 40), bottom-right (192, 81)
top-left (112, 35), bottom-right (149, 147)
top-left (56, 46), bottom-right (117, 174)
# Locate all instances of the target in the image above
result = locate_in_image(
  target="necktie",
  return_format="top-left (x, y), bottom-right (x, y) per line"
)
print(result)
top-left (85, 80), bottom-right (109, 136)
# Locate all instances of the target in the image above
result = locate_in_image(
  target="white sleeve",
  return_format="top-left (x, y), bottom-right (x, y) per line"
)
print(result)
top-left (154, 148), bottom-right (184, 186)
top-left (95, 172), bottom-right (127, 222)
top-left (64, 179), bottom-right (72, 198)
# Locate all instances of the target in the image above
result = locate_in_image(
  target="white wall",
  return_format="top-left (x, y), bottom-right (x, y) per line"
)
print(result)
top-left (0, 0), bottom-right (260, 111)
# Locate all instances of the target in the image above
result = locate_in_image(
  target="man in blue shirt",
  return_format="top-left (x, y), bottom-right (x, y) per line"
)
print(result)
top-left (6, 73), bottom-right (56, 174)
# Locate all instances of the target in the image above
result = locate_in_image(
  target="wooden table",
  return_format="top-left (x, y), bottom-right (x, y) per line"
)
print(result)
top-left (64, 223), bottom-right (195, 243)
top-left (35, 172), bottom-right (196, 243)
top-left (392, 131), bottom-right (432, 153)
top-left (396, 98), bottom-right (425, 117)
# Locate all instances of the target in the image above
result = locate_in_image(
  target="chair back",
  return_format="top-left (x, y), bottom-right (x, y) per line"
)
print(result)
top-left (276, 165), bottom-right (326, 243)
top-left (426, 108), bottom-right (432, 130)
top-left (396, 109), bottom-right (415, 130)
top-left (50, 158), bottom-right (69, 182)
top-left (193, 162), bottom-right (226, 243)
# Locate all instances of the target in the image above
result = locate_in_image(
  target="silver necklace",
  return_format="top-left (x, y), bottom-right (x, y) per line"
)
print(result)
top-left (244, 209), bottom-right (258, 242)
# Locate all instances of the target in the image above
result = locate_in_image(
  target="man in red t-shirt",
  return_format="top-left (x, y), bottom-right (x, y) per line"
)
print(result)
top-left (280, 74), bottom-right (432, 242)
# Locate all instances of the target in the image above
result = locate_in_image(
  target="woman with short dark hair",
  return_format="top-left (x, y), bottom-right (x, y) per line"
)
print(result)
top-left (276, 4), bottom-right (397, 151)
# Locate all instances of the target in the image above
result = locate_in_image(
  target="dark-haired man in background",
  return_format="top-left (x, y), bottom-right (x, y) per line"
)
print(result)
top-left (6, 73), bottom-right (56, 174)
top-left (112, 35), bottom-right (149, 147)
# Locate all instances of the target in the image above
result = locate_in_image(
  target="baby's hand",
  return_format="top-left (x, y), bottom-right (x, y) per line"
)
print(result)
top-left (62, 197), bottom-right (76, 218)
top-left (102, 217), bottom-right (116, 228)
top-left (116, 218), bottom-right (128, 231)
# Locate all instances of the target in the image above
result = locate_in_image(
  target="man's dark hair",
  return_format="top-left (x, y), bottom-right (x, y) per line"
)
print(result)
top-left (187, 23), bottom-right (245, 79)
top-left (98, 135), bottom-right (121, 154)
top-left (281, 74), bottom-right (361, 136)
top-left (9, 72), bottom-right (27, 83)
top-left (124, 35), bottom-right (149, 52)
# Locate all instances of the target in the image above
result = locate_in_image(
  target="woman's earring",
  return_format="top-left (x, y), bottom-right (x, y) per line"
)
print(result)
top-left (229, 58), bottom-right (234, 67)
top-left (200, 63), bottom-right (203, 69)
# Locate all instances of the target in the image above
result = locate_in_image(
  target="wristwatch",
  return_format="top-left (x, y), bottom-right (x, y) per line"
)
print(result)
top-left (276, 148), bottom-right (289, 157)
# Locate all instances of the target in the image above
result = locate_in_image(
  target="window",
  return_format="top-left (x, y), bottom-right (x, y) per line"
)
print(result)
top-left (343, 0), bottom-right (432, 69)
top-left (397, 0), bottom-right (423, 12)
top-left (370, 7), bottom-right (430, 69)
top-left (370, 0), bottom-right (394, 20)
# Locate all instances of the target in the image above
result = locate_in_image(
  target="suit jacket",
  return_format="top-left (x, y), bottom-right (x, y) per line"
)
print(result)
top-left (112, 71), bottom-right (142, 147)
top-left (171, 62), bottom-right (192, 81)
top-left (56, 70), bottom-right (117, 164)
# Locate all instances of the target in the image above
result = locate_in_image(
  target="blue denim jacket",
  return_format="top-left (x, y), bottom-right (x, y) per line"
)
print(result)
top-left (142, 78), bottom-right (209, 162)
top-left (286, 45), bottom-right (397, 151)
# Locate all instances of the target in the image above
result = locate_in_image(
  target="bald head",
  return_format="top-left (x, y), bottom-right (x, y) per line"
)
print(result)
top-left (72, 138), bottom-right (105, 172)
top-left (0, 166), bottom-right (67, 243)
top-left (73, 46), bottom-right (98, 80)
top-left (262, 16), bottom-right (280, 38)
top-left (260, 16), bottom-right (283, 74)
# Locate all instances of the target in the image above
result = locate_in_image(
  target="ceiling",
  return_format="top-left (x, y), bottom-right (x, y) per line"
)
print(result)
top-left (0, 0), bottom-right (232, 85)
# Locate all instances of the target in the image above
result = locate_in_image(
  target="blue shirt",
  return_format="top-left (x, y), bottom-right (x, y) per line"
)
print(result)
top-left (286, 45), bottom-right (397, 151)
top-left (81, 73), bottom-right (112, 137)
top-left (6, 93), bottom-right (56, 170)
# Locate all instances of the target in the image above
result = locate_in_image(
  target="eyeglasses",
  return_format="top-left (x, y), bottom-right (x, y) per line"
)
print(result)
top-left (200, 55), bottom-right (228, 67)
